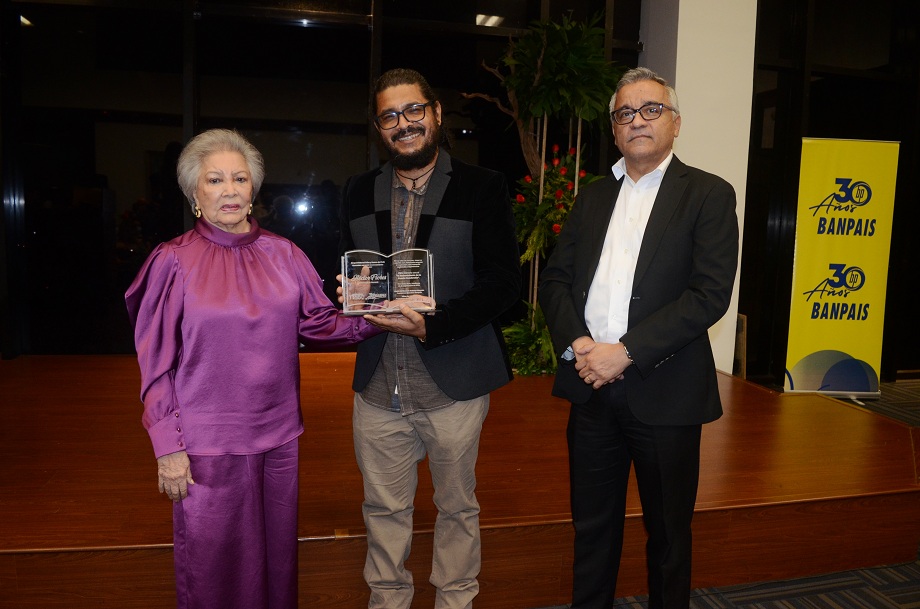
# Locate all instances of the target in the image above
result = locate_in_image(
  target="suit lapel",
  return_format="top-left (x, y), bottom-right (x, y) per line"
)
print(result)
top-left (373, 165), bottom-right (392, 253)
top-left (634, 156), bottom-right (688, 284)
top-left (563, 176), bottom-right (621, 313)
top-left (413, 150), bottom-right (451, 249)
top-left (581, 176), bottom-right (622, 291)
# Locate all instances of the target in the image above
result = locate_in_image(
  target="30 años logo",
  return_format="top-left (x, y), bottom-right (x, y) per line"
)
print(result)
top-left (810, 178), bottom-right (872, 215)
top-left (810, 178), bottom-right (876, 237)
top-left (804, 263), bottom-right (869, 320)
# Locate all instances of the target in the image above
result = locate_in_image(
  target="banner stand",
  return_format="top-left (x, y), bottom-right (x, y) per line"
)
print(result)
top-left (784, 138), bottom-right (899, 398)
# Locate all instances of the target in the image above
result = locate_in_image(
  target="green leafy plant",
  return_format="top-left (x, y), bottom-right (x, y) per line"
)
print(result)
top-left (502, 302), bottom-right (557, 375)
top-left (513, 143), bottom-right (604, 264)
top-left (506, 145), bottom-right (604, 374)
top-left (463, 14), bottom-right (623, 375)
top-left (463, 14), bottom-right (621, 178)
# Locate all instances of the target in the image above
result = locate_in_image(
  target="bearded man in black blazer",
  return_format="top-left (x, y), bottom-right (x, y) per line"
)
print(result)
top-left (539, 67), bottom-right (739, 609)
top-left (339, 68), bottom-right (521, 609)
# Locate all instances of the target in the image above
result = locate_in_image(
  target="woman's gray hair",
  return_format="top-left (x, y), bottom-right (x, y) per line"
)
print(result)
top-left (609, 67), bottom-right (680, 117)
top-left (176, 129), bottom-right (264, 210)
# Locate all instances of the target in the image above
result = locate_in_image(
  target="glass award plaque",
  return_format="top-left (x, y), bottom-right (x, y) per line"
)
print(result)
top-left (341, 248), bottom-right (435, 315)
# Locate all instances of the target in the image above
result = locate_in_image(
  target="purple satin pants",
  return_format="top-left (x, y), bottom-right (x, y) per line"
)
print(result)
top-left (173, 438), bottom-right (299, 609)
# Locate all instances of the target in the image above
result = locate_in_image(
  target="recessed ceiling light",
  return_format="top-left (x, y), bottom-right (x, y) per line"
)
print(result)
top-left (475, 14), bottom-right (504, 28)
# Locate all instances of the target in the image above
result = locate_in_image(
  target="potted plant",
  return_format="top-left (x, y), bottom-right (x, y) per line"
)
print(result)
top-left (463, 14), bottom-right (622, 373)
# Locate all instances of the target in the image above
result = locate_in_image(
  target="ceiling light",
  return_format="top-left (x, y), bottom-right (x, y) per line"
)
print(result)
top-left (475, 14), bottom-right (504, 28)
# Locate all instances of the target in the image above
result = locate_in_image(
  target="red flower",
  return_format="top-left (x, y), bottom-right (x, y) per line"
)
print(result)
top-left (555, 189), bottom-right (564, 199)
top-left (515, 193), bottom-right (526, 203)
top-left (552, 223), bottom-right (562, 234)
top-left (579, 169), bottom-right (587, 178)
top-left (569, 147), bottom-right (577, 155)
top-left (559, 167), bottom-right (568, 176)
top-left (567, 182), bottom-right (575, 191)
top-left (552, 158), bottom-right (560, 167)
top-left (524, 175), bottom-right (532, 183)
top-left (552, 144), bottom-right (560, 153)
top-left (556, 203), bottom-right (565, 209)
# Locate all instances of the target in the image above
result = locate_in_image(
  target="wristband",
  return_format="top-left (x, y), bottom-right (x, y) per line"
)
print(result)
top-left (622, 343), bottom-right (635, 365)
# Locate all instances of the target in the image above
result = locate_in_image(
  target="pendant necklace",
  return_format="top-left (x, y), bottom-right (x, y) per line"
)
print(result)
top-left (395, 164), bottom-right (435, 192)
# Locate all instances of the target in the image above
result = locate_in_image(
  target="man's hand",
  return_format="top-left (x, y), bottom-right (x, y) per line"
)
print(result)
top-left (572, 336), bottom-right (595, 360)
top-left (157, 450), bottom-right (195, 502)
top-left (574, 340), bottom-right (630, 389)
top-left (363, 297), bottom-right (433, 339)
top-left (385, 295), bottom-right (435, 313)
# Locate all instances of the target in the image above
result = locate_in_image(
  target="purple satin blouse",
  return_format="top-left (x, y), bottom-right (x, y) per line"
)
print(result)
top-left (126, 218), bottom-right (377, 458)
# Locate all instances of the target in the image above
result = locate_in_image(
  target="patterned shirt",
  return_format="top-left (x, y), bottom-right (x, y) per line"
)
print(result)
top-left (360, 153), bottom-right (455, 415)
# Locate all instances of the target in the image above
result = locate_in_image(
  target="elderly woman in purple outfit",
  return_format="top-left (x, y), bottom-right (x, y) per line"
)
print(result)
top-left (126, 129), bottom-right (379, 609)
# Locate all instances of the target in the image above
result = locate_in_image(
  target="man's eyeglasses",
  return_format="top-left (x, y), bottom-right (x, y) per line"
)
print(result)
top-left (611, 102), bottom-right (677, 125)
top-left (374, 102), bottom-right (434, 130)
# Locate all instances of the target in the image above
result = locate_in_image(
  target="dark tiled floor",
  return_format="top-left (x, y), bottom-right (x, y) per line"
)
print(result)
top-left (531, 559), bottom-right (920, 608)
top-left (842, 379), bottom-right (920, 427)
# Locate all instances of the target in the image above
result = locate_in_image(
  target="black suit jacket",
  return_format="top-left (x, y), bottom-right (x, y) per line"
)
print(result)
top-left (340, 150), bottom-right (522, 400)
top-left (539, 155), bottom-right (739, 425)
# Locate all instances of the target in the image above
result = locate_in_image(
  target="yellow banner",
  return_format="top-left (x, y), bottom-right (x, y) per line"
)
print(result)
top-left (785, 139), bottom-right (899, 396)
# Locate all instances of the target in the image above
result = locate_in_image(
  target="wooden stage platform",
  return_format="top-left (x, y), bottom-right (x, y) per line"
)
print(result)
top-left (1, 354), bottom-right (918, 608)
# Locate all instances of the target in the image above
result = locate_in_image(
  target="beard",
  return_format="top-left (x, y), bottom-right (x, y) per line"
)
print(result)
top-left (384, 123), bottom-right (440, 170)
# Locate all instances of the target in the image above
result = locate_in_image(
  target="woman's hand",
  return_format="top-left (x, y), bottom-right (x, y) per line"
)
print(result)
top-left (157, 450), bottom-right (195, 502)
top-left (336, 266), bottom-right (372, 311)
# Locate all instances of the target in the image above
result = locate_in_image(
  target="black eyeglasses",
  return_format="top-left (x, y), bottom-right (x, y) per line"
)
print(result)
top-left (611, 102), bottom-right (677, 125)
top-left (374, 102), bottom-right (434, 130)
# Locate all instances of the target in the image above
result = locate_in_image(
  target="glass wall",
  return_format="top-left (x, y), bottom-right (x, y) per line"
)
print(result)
top-left (3, 0), bottom-right (634, 356)
top-left (16, 3), bottom-right (187, 354)
top-left (739, 0), bottom-right (920, 382)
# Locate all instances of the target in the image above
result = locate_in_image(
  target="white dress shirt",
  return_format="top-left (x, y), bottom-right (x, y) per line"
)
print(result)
top-left (584, 152), bottom-right (674, 344)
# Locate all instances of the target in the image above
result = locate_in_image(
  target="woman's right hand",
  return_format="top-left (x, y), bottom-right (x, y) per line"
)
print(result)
top-left (337, 266), bottom-right (372, 311)
top-left (157, 450), bottom-right (195, 502)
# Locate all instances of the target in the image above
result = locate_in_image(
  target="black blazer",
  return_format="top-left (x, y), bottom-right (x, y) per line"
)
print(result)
top-left (340, 150), bottom-right (522, 400)
top-left (539, 156), bottom-right (739, 425)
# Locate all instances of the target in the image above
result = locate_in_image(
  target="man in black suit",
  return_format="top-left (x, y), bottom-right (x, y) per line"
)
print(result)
top-left (539, 67), bottom-right (739, 609)
top-left (339, 68), bottom-right (521, 609)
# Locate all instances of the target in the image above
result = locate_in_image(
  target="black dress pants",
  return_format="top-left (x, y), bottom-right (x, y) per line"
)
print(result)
top-left (567, 381), bottom-right (702, 609)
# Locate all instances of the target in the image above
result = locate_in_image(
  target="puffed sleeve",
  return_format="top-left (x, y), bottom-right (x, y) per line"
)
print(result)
top-left (290, 246), bottom-right (381, 347)
top-left (125, 244), bottom-right (186, 458)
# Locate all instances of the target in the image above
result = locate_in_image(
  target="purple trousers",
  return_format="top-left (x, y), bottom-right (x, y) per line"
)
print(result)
top-left (173, 438), bottom-right (299, 609)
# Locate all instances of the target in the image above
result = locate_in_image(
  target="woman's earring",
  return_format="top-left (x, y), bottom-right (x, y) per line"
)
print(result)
top-left (249, 203), bottom-right (253, 215)
top-left (193, 205), bottom-right (202, 219)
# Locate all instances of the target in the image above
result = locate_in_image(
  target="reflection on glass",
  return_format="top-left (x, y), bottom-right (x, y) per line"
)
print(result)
top-left (8, 2), bottom-right (535, 355)
top-left (259, 181), bottom-right (344, 305)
